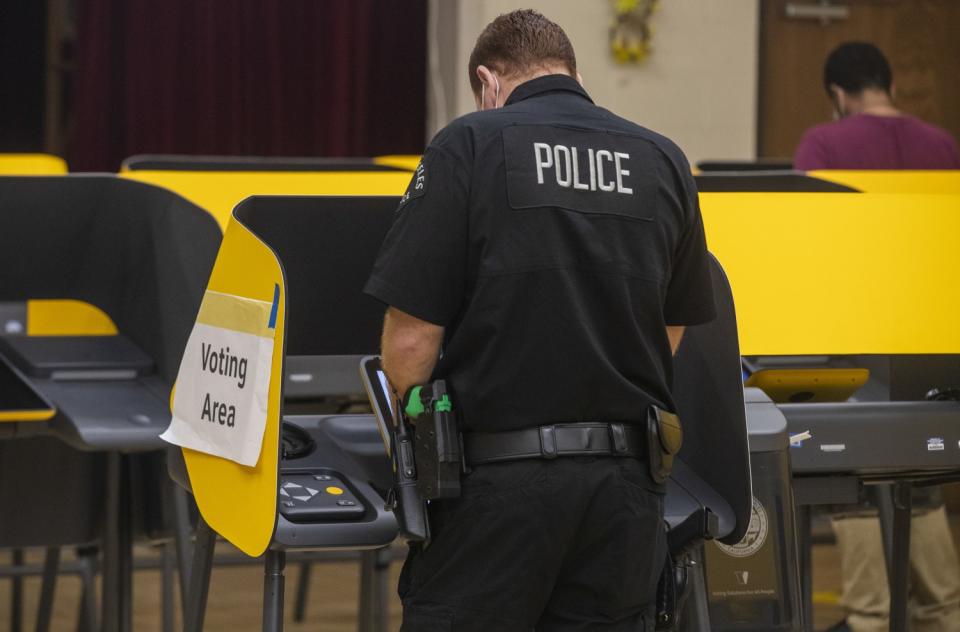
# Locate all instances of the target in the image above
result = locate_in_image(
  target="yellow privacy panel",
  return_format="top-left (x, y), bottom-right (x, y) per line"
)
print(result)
top-left (27, 300), bottom-right (118, 335)
top-left (374, 154), bottom-right (421, 171)
top-left (181, 216), bottom-right (285, 556)
top-left (700, 193), bottom-right (960, 356)
top-left (122, 171), bottom-right (411, 230)
top-left (810, 170), bottom-right (960, 194)
top-left (0, 154), bottom-right (68, 175)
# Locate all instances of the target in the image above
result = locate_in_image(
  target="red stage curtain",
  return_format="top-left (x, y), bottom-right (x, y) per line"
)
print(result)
top-left (70, 0), bottom-right (427, 171)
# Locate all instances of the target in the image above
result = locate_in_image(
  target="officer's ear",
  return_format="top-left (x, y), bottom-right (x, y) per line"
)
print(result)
top-left (476, 65), bottom-right (498, 111)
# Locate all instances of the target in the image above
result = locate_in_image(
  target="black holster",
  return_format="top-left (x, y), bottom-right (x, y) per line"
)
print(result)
top-left (388, 379), bottom-right (464, 544)
top-left (412, 380), bottom-right (463, 500)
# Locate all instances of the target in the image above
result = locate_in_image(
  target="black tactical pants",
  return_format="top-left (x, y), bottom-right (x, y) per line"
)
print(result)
top-left (398, 456), bottom-right (667, 631)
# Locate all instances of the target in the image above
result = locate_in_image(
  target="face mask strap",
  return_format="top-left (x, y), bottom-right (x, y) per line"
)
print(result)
top-left (480, 74), bottom-right (501, 111)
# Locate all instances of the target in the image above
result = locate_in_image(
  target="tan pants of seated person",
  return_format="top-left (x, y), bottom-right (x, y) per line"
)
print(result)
top-left (833, 508), bottom-right (960, 632)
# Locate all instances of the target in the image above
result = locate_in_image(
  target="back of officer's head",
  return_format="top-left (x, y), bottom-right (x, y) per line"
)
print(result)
top-left (468, 9), bottom-right (577, 96)
top-left (824, 42), bottom-right (893, 96)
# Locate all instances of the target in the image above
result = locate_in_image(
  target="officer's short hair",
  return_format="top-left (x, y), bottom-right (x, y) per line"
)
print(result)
top-left (468, 9), bottom-right (577, 95)
top-left (824, 42), bottom-right (893, 96)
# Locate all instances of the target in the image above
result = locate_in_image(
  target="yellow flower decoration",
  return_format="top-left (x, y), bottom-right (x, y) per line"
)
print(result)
top-left (610, 0), bottom-right (659, 64)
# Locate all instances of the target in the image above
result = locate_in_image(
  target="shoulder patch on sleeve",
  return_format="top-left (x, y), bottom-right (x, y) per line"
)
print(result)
top-left (398, 159), bottom-right (427, 209)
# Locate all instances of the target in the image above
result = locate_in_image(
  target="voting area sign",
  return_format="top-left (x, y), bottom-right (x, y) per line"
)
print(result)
top-left (163, 287), bottom-right (279, 466)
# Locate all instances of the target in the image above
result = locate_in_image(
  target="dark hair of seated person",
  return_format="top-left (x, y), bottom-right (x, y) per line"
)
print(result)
top-left (823, 42), bottom-right (893, 96)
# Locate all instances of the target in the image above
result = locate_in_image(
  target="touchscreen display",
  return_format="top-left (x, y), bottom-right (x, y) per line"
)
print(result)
top-left (360, 356), bottom-right (395, 456)
top-left (376, 369), bottom-right (395, 422)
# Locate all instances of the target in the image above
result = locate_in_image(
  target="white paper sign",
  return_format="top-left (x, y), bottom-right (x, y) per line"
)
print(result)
top-left (161, 289), bottom-right (277, 467)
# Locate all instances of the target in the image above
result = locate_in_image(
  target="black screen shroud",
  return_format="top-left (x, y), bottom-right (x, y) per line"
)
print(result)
top-left (236, 196), bottom-right (399, 357)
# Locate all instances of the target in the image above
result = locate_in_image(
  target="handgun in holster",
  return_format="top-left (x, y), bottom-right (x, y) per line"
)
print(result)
top-left (404, 379), bottom-right (463, 500)
top-left (386, 379), bottom-right (463, 545)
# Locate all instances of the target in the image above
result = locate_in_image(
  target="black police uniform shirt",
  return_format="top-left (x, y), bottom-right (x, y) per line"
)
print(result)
top-left (364, 74), bottom-right (715, 433)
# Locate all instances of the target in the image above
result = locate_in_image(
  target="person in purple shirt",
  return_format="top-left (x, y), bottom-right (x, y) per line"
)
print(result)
top-left (797, 42), bottom-right (960, 632)
top-left (794, 42), bottom-right (960, 170)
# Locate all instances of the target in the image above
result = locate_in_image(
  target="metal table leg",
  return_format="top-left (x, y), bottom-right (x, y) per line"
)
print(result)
top-left (161, 543), bottom-right (175, 632)
top-left (876, 484), bottom-right (896, 577)
top-left (797, 506), bottom-right (813, 632)
top-left (171, 483), bottom-right (195, 611)
top-left (888, 483), bottom-right (912, 632)
top-left (75, 546), bottom-right (99, 632)
top-left (11, 548), bottom-right (24, 632)
top-left (372, 547), bottom-right (391, 632)
top-left (101, 452), bottom-right (133, 632)
top-left (35, 546), bottom-right (61, 632)
top-left (358, 551), bottom-right (374, 632)
top-left (293, 561), bottom-right (312, 622)
top-left (262, 550), bottom-right (286, 632)
top-left (161, 472), bottom-right (194, 626)
top-left (184, 517), bottom-right (217, 632)
top-left (876, 482), bottom-right (912, 632)
top-left (358, 547), bottom-right (393, 632)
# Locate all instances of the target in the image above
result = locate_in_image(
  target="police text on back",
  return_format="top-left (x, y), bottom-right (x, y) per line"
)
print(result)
top-left (534, 142), bottom-right (633, 194)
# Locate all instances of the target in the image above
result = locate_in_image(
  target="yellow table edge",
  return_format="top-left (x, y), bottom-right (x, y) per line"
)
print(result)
top-left (0, 154), bottom-right (68, 175)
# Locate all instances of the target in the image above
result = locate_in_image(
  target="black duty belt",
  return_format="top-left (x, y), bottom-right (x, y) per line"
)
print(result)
top-left (464, 422), bottom-right (644, 466)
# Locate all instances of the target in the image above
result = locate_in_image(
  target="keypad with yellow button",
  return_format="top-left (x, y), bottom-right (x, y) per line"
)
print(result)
top-left (278, 472), bottom-right (365, 522)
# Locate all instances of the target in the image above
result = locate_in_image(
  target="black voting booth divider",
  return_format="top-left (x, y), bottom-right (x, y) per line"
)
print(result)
top-left (122, 154), bottom-right (413, 172)
top-left (174, 194), bottom-right (761, 631)
top-left (0, 175), bottom-right (221, 632)
top-left (671, 257), bottom-right (752, 549)
top-left (697, 159), bottom-right (795, 172)
top-left (666, 255), bottom-right (803, 631)
top-left (694, 172), bottom-right (860, 193)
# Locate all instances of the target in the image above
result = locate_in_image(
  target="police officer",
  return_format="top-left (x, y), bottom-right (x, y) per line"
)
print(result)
top-left (364, 9), bottom-right (715, 631)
